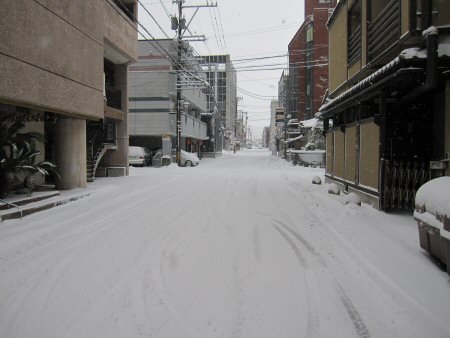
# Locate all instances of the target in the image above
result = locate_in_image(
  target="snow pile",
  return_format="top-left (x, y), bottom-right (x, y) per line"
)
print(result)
top-left (400, 47), bottom-right (427, 60)
top-left (343, 192), bottom-right (361, 206)
top-left (327, 183), bottom-right (340, 195)
top-left (312, 176), bottom-right (322, 185)
top-left (414, 177), bottom-right (450, 216)
top-left (439, 35), bottom-right (450, 58)
top-left (414, 177), bottom-right (450, 240)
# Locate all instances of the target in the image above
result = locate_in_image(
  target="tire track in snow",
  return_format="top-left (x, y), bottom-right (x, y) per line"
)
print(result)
top-left (271, 224), bottom-right (320, 338)
top-left (280, 174), bottom-right (450, 336)
top-left (273, 219), bottom-right (371, 338)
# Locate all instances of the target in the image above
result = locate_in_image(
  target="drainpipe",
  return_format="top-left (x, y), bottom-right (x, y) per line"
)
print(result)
top-left (402, 26), bottom-right (439, 103)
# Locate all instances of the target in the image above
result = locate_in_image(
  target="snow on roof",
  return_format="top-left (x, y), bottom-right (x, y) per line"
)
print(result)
top-left (399, 47), bottom-right (427, 60)
top-left (285, 135), bottom-right (304, 144)
top-left (415, 177), bottom-right (450, 218)
top-left (439, 35), bottom-right (450, 57)
top-left (319, 57), bottom-right (402, 113)
top-left (300, 117), bottom-right (320, 129)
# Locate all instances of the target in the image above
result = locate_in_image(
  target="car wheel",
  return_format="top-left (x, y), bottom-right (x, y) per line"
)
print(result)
top-left (185, 160), bottom-right (192, 167)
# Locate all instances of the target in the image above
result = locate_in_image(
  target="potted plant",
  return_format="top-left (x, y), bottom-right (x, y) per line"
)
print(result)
top-left (0, 113), bottom-right (59, 198)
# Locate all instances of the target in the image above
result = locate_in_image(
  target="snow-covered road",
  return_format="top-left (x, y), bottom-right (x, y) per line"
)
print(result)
top-left (1, 150), bottom-right (449, 338)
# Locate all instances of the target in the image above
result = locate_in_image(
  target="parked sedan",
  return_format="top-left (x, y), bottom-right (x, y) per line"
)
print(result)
top-left (180, 150), bottom-right (200, 167)
top-left (128, 146), bottom-right (151, 166)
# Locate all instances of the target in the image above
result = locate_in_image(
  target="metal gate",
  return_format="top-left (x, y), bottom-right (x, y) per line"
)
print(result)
top-left (381, 159), bottom-right (444, 211)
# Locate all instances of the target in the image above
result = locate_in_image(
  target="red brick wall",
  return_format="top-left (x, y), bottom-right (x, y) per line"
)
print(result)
top-left (287, 1), bottom-right (335, 122)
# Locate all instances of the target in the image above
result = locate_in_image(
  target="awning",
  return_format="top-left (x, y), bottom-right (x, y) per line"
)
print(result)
top-left (319, 52), bottom-right (427, 118)
top-left (285, 135), bottom-right (304, 144)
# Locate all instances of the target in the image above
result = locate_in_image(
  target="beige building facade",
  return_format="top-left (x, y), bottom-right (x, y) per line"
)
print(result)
top-left (320, 0), bottom-right (450, 211)
top-left (0, 0), bottom-right (138, 189)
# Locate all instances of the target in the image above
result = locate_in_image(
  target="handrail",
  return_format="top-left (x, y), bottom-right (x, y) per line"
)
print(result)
top-left (0, 199), bottom-right (22, 220)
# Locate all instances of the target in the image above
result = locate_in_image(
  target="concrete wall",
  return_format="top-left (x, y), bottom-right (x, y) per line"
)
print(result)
top-left (104, 0), bottom-right (138, 62)
top-left (328, 4), bottom-right (348, 95)
top-left (0, 0), bottom-right (104, 119)
top-left (55, 118), bottom-right (87, 189)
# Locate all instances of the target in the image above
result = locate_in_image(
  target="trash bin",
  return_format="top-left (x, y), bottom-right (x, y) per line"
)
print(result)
top-left (414, 177), bottom-right (450, 275)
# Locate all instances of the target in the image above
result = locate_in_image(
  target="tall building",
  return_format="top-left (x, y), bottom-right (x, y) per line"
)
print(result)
top-left (287, 0), bottom-right (336, 122)
top-left (320, 0), bottom-right (450, 211)
top-left (0, 0), bottom-right (138, 188)
top-left (201, 55), bottom-right (237, 151)
top-left (128, 39), bottom-right (207, 154)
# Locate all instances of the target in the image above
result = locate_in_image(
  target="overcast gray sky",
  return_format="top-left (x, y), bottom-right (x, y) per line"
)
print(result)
top-left (139, 0), bottom-right (305, 138)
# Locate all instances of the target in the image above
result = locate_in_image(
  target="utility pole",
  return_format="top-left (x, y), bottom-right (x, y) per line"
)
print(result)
top-left (176, 0), bottom-right (183, 165)
top-left (172, 0), bottom-right (217, 165)
top-left (284, 113), bottom-right (288, 160)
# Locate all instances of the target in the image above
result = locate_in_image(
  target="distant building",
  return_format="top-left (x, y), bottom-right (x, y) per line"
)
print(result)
top-left (287, 0), bottom-right (335, 122)
top-left (262, 127), bottom-right (270, 148)
top-left (278, 71), bottom-right (289, 111)
top-left (128, 39), bottom-right (207, 154)
top-left (201, 55), bottom-right (237, 151)
top-left (0, 0), bottom-right (138, 188)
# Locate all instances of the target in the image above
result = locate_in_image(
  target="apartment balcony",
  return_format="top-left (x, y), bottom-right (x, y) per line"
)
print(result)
top-left (105, 86), bottom-right (122, 111)
top-left (182, 112), bottom-right (207, 140)
top-left (368, 0), bottom-right (400, 63)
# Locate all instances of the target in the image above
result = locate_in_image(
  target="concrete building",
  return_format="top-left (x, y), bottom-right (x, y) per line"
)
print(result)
top-left (128, 39), bottom-right (207, 155)
top-left (320, 0), bottom-right (450, 211)
top-left (287, 0), bottom-right (336, 122)
top-left (201, 55), bottom-right (237, 152)
top-left (0, 0), bottom-right (138, 189)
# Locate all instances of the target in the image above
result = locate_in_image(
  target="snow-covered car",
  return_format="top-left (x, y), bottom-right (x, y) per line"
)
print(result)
top-left (180, 150), bottom-right (199, 167)
top-left (128, 146), bottom-right (151, 167)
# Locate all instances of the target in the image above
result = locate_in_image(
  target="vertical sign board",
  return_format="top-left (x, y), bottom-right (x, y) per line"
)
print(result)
top-left (275, 108), bottom-right (285, 126)
top-left (162, 134), bottom-right (172, 158)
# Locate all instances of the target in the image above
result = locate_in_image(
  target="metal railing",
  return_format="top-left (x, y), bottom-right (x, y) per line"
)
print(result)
top-left (381, 159), bottom-right (444, 211)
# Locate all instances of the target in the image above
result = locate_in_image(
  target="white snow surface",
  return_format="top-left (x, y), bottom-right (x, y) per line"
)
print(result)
top-left (415, 176), bottom-right (450, 217)
top-left (1, 150), bottom-right (450, 338)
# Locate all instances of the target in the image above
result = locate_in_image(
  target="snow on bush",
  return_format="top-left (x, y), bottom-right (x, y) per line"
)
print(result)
top-left (327, 183), bottom-right (340, 195)
top-left (343, 192), bottom-right (361, 206)
top-left (312, 176), bottom-right (322, 185)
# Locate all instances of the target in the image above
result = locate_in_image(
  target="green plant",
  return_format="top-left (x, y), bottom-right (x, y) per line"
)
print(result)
top-left (0, 113), bottom-right (60, 198)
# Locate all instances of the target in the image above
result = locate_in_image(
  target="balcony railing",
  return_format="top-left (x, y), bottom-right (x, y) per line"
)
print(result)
top-left (105, 86), bottom-right (122, 110)
top-left (181, 112), bottom-right (207, 140)
top-left (368, 0), bottom-right (400, 62)
top-left (348, 25), bottom-right (362, 65)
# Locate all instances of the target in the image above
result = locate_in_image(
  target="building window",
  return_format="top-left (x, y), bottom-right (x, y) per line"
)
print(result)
top-left (370, 0), bottom-right (391, 21)
top-left (319, 0), bottom-right (331, 3)
top-left (348, 0), bottom-right (362, 64)
top-left (306, 26), bottom-right (314, 43)
top-left (112, 0), bottom-right (136, 22)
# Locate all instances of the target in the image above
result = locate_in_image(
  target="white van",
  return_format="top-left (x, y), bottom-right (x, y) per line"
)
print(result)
top-left (128, 146), bottom-right (150, 167)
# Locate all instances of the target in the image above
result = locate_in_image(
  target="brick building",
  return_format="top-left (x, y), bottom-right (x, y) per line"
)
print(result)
top-left (287, 0), bottom-right (336, 122)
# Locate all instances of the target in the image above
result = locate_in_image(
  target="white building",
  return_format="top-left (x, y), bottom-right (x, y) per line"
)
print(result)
top-left (128, 39), bottom-right (207, 153)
